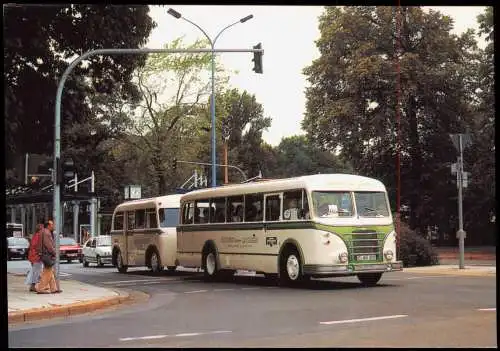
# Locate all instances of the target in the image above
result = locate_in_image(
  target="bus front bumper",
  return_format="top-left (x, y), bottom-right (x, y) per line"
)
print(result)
top-left (303, 261), bottom-right (403, 277)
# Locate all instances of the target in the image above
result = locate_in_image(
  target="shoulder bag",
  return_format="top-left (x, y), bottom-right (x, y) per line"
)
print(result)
top-left (40, 231), bottom-right (55, 267)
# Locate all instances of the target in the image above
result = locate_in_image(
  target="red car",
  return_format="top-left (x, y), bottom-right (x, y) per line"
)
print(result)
top-left (59, 237), bottom-right (83, 263)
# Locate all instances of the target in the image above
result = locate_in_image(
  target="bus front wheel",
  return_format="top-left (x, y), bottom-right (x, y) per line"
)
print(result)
top-left (279, 248), bottom-right (304, 285)
top-left (357, 272), bottom-right (382, 286)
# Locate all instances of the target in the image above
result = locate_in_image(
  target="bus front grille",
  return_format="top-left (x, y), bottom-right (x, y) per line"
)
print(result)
top-left (349, 230), bottom-right (382, 261)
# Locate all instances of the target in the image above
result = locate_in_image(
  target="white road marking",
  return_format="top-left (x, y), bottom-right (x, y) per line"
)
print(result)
top-left (241, 287), bottom-right (260, 290)
top-left (406, 276), bottom-right (444, 280)
top-left (478, 308), bottom-right (496, 311)
top-left (320, 314), bottom-right (408, 325)
top-left (119, 330), bottom-right (232, 342)
top-left (102, 278), bottom-right (179, 285)
top-left (185, 290), bottom-right (208, 294)
top-left (214, 288), bottom-right (235, 291)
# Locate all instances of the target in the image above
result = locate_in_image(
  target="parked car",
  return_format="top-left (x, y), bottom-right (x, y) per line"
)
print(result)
top-left (82, 235), bottom-right (112, 267)
top-left (7, 237), bottom-right (30, 260)
top-left (59, 237), bottom-right (83, 263)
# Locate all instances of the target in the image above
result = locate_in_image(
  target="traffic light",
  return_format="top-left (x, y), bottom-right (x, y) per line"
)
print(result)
top-left (252, 43), bottom-right (263, 74)
top-left (172, 158), bottom-right (177, 171)
top-left (57, 157), bottom-right (75, 186)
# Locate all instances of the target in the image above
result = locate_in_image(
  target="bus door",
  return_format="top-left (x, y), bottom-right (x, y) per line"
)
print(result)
top-left (263, 193), bottom-right (282, 253)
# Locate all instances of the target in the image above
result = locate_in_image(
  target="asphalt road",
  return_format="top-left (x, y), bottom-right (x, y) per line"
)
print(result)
top-left (8, 260), bottom-right (497, 348)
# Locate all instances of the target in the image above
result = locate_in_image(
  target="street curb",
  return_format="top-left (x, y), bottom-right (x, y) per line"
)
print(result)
top-left (8, 290), bottom-right (131, 324)
top-left (404, 267), bottom-right (496, 277)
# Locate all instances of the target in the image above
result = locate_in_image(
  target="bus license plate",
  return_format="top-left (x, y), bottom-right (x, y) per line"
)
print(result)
top-left (357, 255), bottom-right (376, 261)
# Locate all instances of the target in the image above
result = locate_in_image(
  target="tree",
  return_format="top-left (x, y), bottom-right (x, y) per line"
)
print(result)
top-left (272, 135), bottom-right (353, 178)
top-left (303, 6), bottom-right (480, 234)
top-left (4, 4), bottom-right (155, 170)
top-left (117, 38), bottom-right (231, 195)
top-left (202, 89), bottom-right (272, 183)
top-left (461, 7), bottom-right (495, 244)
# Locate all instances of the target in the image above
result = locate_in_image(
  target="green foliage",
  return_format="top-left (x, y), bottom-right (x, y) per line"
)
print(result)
top-left (271, 135), bottom-right (353, 178)
top-left (303, 6), bottom-right (488, 236)
top-left (4, 5), bottom-right (155, 169)
top-left (398, 220), bottom-right (439, 267)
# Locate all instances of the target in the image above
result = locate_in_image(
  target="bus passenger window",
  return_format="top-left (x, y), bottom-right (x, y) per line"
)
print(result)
top-left (113, 212), bottom-right (124, 230)
top-left (245, 194), bottom-right (263, 222)
top-left (182, 203), bottom-right (194, 224)
top-left (228, 196), bottom-right (243, 223)
top-left (127, 212), bottom-right (135, 230)
top-left (135, 209), bottom-right (146, 229)
top-left (146, 208), bottom-right (157, 228)
top-left (211, 197), bottom-right (226, 223)
top-left (265, 195), bottom-right (281, 221)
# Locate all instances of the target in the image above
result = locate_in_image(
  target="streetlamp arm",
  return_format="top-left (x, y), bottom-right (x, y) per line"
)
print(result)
top-left (213, 20), bottom-right (241, 47)
top-left (181, 17), bottom-right (213, 47)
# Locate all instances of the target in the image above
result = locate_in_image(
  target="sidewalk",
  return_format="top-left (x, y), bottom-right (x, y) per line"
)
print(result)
top-left (404, 264), bottom-right (496, 277)
top-left (8, 273), bottom-right (132, 324)
top-left (435, 246), bottom-right (496, 261)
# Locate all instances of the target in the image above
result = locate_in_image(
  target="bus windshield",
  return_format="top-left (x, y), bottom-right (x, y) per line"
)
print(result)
top-left (312, 191), bottom-right (354, 217)
top-left (159, 208), bottom-right (180, 228)
top-left (354, 191), bottom-right (390, 217)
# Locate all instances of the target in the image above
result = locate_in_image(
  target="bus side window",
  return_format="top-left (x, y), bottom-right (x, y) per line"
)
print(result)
top-left (135, 209), bottom-right (146, 229)
top-left (228, 196), bottom-right (244, 223)
top-left (245, 194), bottom-right (263, 222)
top-left (182, 202), bottom-right (194, 224)
top-left (146, 208), bottom-right (157, 228)
top-left (283, 190), bottom-right (301, 220)
top-left (211, 197), bottom-right (225, 223)
top-left (265, 195), bottom-right (281, 221)
top-left (127, 211), bottom-right (135, 230)
top-left (113, 212), bottom-right (124, 230)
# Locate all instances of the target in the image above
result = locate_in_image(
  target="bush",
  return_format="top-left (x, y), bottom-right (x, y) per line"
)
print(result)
top-left (397, 221), bottom-right (439, 267)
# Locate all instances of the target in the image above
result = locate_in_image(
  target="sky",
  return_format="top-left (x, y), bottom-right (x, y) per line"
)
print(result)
top-left (146, 6), bottom-right (488, 146)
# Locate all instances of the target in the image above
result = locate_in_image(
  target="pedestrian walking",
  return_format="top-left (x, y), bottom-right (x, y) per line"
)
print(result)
top-left (25, 224), bottom-right (44, 292)
top-left (35, 220), bottom-right (59, 294)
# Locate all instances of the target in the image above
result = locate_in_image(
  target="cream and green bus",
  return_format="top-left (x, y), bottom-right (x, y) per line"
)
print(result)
top-left (110, 194), bottom-right (182, 273)
top-left (176, 174), bottom-right (402, 286)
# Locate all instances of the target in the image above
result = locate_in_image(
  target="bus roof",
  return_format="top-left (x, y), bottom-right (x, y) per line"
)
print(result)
top-left (113, 194), bottom-right (182, 213)
top-left (181, 174), bottom-right (387, 201)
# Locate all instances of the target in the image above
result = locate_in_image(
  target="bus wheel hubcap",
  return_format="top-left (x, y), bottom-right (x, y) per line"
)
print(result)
top-left (151, 253), bottom-right (158, 271)
top-left (286, 255), bottom-right (299, 280)
top-left (206, 253), bottom-right (216, 275)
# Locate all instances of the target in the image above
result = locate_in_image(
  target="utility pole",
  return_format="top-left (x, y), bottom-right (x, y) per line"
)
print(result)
top-left (450, 133), bottom-right (471, 269)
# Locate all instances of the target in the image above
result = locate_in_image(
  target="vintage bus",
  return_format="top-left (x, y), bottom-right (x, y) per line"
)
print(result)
top-left (176, 174), bottom-right (402, 286)
top-left (110, 194), bottom-right (182, 273)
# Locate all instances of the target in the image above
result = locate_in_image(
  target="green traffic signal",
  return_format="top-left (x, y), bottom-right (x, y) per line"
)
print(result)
top-left (252, 43), bottom-right (263, 74)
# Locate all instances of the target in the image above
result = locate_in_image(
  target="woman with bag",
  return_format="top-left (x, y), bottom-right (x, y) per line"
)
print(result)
top-left (24, 224), bottom-right (44, 292)
top-left (35, 220), bottom-right (58, 294)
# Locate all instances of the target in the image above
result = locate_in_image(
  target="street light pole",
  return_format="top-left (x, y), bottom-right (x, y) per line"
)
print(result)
top-left (167, 8), bottom-right (253, 187)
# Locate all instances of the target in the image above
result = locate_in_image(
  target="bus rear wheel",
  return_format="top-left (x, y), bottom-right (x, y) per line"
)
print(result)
top-left (149, 249), bottom-right (163, 273)
top-left (202, 247), bottom-right (219, 281)
top-left (357, 272), bottom-right (383, 286)
top-left (116, 251), bottom-right (128, 273)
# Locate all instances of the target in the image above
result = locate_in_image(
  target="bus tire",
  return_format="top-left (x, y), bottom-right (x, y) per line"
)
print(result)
top-left (148, 248), bottom-right (163, 273)
top-left (202, 246), bottom-right (219, 281)
top-left (116, 250), bottom-right (128, 273)
top-left (279, 247), bottom-right (304, 286)
top-left (357, 272), bottom-right (383, 286)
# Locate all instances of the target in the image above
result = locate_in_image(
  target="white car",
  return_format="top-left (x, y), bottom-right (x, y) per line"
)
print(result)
top-left (82, 235), bottom-right (112, 267)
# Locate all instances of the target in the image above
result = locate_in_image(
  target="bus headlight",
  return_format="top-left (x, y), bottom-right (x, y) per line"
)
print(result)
top-left (384, 250), bottom-right (394, 260)
top-left (338, 252), bottom-right (348, 263)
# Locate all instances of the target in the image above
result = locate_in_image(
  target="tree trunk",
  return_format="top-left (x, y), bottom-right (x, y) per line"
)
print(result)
top-left (407, 95), bottom-right (422, 231)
